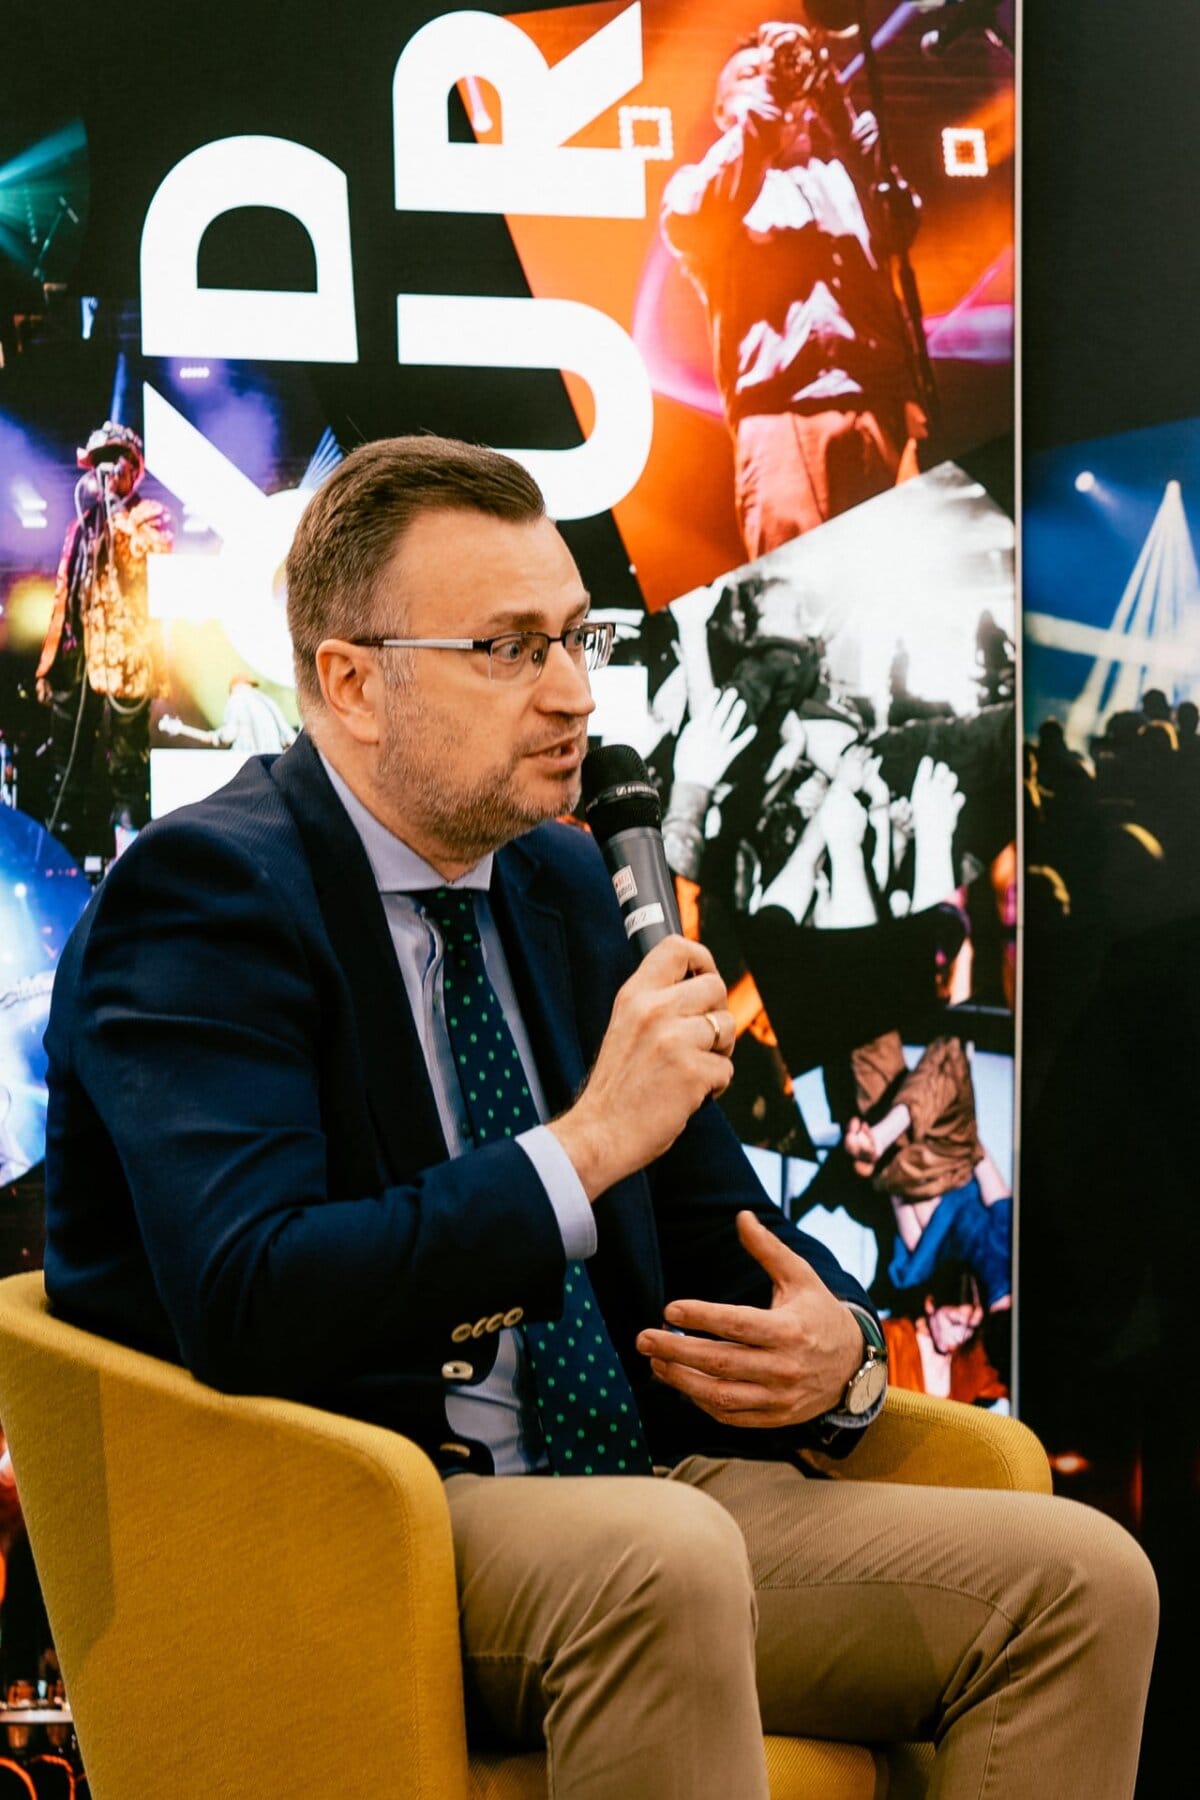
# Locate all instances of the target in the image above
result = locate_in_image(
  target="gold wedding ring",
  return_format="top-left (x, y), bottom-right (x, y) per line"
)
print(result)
top-left (703, 1011), bottom-right (723, 1053)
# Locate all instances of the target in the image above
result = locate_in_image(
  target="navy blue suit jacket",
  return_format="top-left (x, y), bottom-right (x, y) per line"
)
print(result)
top-left (43, 733), bottom-right (874, 1474)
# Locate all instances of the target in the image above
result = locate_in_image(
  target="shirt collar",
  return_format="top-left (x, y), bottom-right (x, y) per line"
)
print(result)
top-left (318, 749), bottom-right (493, 895)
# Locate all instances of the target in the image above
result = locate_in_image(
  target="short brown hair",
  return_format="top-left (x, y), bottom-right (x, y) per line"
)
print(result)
top-left (285, 434), bottom-right (545, 711)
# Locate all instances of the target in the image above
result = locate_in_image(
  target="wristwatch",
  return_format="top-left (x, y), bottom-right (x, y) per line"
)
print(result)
top-left (839, 1303), bottom-right (888, 1417)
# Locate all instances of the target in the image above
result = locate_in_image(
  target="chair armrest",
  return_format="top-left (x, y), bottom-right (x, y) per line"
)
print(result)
top-left (800, 1386), bottom-right (1053, 1493)
top-left (0, 1276), bottom-right (471, 1800)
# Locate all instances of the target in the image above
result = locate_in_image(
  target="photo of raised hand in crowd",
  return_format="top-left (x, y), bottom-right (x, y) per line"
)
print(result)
top-left (595, 461), bottom-right (1016, 1397)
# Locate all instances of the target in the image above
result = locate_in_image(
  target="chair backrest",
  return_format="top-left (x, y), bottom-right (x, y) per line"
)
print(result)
top-left (0, 1762), bottom-right (36, 1799)
top-left (0, 1272), bottom-right (472, 1800)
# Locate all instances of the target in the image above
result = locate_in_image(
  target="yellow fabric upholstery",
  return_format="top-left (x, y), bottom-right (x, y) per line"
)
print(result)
top-left (799, 1380), bottom-right (1053, 1494)
top-left (465, 1737), bottom-right (926, 1800)
top-left (0, 1272), bottom-right (1050, 1799)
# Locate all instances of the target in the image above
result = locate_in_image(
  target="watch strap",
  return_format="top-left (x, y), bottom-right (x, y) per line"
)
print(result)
top-left (844, 1301), bottom-right (887, 1360)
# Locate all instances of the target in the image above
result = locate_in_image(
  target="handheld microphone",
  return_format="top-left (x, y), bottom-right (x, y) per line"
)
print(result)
top-left (581, 744), bottom-right (682, 962)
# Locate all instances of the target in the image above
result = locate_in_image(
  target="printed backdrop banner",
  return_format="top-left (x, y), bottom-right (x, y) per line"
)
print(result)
top-left (0, 1), bottom-right (1016, 1404)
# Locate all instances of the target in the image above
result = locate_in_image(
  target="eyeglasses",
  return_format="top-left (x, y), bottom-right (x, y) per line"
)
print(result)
top-left (350, 619), bottom-right (615, 685)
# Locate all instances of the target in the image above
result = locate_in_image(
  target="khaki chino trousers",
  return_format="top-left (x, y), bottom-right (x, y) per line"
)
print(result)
top-left (446, 1453), bottom-right (1157, 1800)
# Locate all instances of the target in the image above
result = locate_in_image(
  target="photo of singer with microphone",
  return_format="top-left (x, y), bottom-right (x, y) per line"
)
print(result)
top-left (41, 436), bottom-right (1155, 1798)
top-left (33, 420), bottom-right (172, 862)
top-left (660, 10), bottom-right (928, 561)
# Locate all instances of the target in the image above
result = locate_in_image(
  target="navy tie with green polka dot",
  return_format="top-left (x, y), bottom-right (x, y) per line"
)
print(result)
top-left (421, 887), bottom-right (653, 1477)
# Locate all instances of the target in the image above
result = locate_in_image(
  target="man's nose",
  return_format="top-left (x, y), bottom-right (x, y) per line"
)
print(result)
top-left (537, 641), bottom-right (596, 717)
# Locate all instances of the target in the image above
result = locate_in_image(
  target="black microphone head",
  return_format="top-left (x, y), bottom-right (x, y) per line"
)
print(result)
top-left (581, 744), bottom-right (662, 843)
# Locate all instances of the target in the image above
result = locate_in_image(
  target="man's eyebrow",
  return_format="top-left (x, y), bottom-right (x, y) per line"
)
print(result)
top-left (476, 594), bottom-right (592, 633)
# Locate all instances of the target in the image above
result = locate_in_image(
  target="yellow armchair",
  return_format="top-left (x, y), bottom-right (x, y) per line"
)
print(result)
top-left (0, 1272), bottom-right (1050, 1800)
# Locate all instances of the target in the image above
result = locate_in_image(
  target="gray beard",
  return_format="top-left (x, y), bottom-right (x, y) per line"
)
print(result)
top-left (374, 689), bottom-right (579, 864)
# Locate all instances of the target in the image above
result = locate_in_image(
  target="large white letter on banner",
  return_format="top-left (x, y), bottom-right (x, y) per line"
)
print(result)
top-left (396, 295), bottom-right (652, 519)
top-left (142, 383), bottom-right (304, 685)
top-left (393, 5), bottom-right (645, 217)
top-left (140, 136), bottom-right (357, 361)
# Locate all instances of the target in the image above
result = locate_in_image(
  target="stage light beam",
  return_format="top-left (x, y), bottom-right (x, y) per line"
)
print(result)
top-left (1075, 470), bottom-right (1096, 493)
top-left (1062, 477), bottom-right (1200, 743)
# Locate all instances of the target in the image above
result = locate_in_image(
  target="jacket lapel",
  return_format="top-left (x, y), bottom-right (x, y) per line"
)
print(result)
top-left (270, 735), bottom-right (447, 1180)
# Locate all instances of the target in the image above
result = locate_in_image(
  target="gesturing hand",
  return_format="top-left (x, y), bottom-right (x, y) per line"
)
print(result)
top-left (910, 755), bottom-right (964, 839)
top-left (673, 687), bottom-right (757, 787)
top-left (636, 1211), bottom-right (862, 1428)
top-left (909, 755), bottom-right (965, 913)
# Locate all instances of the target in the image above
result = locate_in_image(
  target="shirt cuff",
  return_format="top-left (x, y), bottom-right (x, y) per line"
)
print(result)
top-left (516, 1127), bottom-right (597, 1263)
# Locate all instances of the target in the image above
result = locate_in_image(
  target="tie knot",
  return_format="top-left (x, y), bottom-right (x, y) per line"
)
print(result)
top-left (421, 887), bottom-right (481, 960)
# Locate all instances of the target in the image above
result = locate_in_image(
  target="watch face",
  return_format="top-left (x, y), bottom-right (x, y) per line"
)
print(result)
top-left (847, 1357), bottom-right (888, 1415)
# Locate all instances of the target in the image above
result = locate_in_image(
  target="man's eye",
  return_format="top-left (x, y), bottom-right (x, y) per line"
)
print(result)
top-left (492, 638), bottom-right (527, 665)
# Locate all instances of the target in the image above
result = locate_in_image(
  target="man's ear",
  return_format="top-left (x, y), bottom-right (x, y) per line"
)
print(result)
top-left (315, 639), bottom-right (383, 747)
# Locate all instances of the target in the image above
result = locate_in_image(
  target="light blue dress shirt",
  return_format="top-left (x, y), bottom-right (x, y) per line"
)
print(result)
top-left (320, 754), bottom-right (596, 1475)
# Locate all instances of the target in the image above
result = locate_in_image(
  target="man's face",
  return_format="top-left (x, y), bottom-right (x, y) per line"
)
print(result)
top-left (95, 451), bottom-right (139, 500)
top-left (368, 508), bottom-right (596, 870)
top-left (925, 1299), bottom-right (984, 1355)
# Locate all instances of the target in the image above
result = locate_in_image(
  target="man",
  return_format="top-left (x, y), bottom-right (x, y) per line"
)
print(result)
top-left (43, 437), bottom-right (1156, 1798)
top-left (661, 21), bottom-right (921, 559)
top-left (36, 421), bottom-right (172, 857)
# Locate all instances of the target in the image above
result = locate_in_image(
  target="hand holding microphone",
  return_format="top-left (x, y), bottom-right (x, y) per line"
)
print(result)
top-left (547, 746), bottom-right (734, 1199)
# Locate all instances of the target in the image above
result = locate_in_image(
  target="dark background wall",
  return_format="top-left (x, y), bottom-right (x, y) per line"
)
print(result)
top-left (1021, 4), bottom-right (1200, 1791)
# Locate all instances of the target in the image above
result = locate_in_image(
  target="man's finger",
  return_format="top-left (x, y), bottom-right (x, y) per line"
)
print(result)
top-left (660, 1295), bottom-right (780, 1345)
top-left (735, 1209), bottom-right (821, 1288)
top-left (637, 1328), bottom-right (790, 1383)
top-left (713, 687), bottom-right (743, 727)
top-left (692, 1008), bottom-right (735, 1057)
top-left (635, 934), bottom-right (719, 985)
top-left (673, 975), bottom-right (730, 1024)
top-left (646, 1358), bottom-right (777, 1416)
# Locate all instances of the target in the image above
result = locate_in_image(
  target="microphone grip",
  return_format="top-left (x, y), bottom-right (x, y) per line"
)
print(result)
top-left (599, 826), bottom-right (682, 962)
